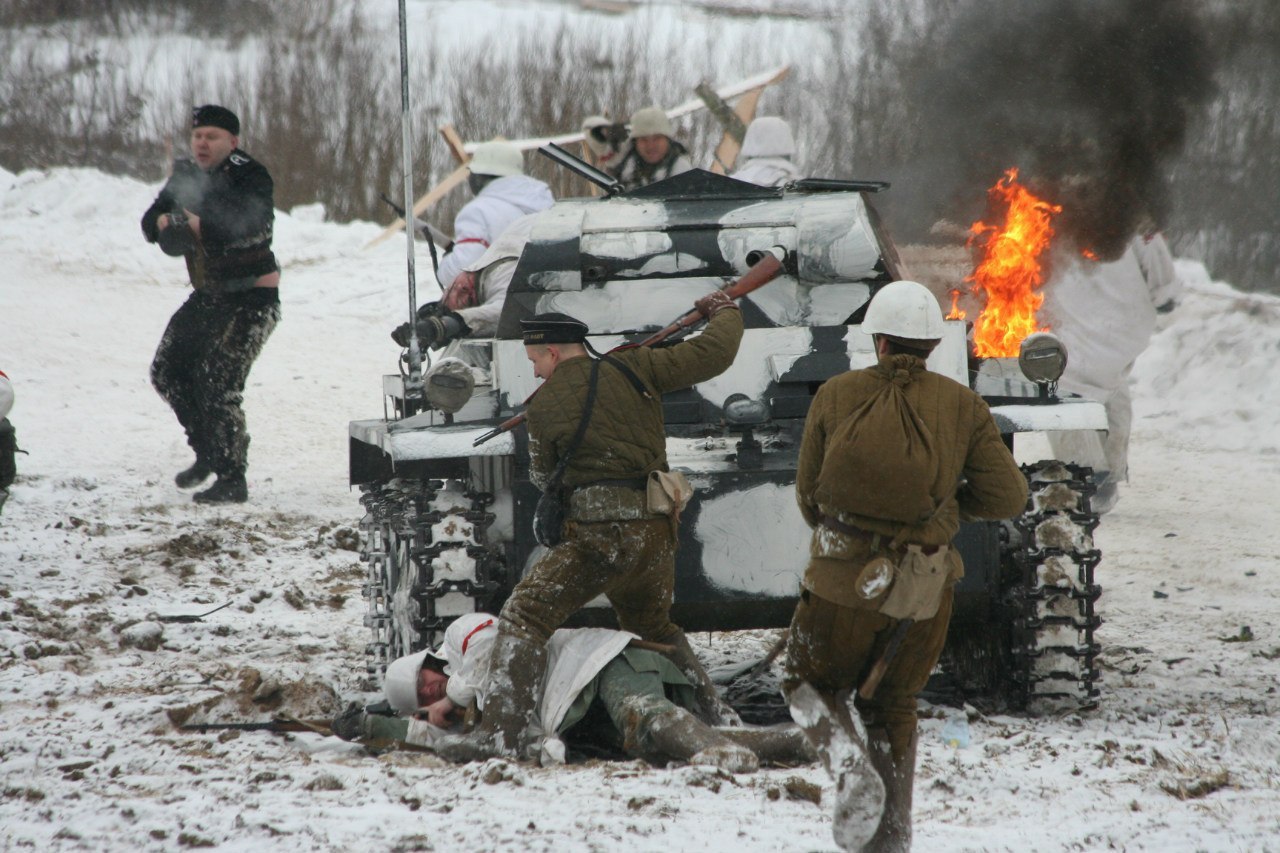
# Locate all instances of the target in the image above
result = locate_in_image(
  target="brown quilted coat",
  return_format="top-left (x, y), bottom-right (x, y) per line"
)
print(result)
top-left (796, 353), bottom-right (1029, 605)
top-left (527, 310), bottom-right (743, 489)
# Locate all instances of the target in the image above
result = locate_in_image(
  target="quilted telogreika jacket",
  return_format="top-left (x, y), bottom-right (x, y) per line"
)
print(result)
top-left (796, 353), bottom-right (1029, 605)
top-left (525, 309), bottom-right (744, 491)
top-left (141, 150), bottom-right (279, 289)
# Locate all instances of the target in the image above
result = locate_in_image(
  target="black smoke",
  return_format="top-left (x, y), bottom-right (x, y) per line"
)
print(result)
top-left (872, 0), bottom-right (1217, 260)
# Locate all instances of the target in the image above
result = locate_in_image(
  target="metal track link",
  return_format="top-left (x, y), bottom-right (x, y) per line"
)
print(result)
top-left (1007, 460), bottom-right (1104, 712)
top-left (360, 478), bottom-right (505, 682)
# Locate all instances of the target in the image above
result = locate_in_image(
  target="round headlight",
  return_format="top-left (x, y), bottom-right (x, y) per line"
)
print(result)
top-left (722, 393), bottom-right (770, 426)
top-left (1018, 332), bottom-right (1068, 384)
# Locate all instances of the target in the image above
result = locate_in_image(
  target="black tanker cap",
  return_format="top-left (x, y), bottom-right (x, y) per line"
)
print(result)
top-left (520, 312), bottom-right (588, 345)
top-left (192, 104), bottom-right (240, 136)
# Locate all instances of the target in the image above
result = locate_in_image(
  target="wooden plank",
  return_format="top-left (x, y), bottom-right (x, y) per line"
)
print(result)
top-left (710, 86), bottom-right (766, 175)
top-left (439, 124), bottom-right (471, 165)
top-left (363, 164), bottom-right (469, 249)
top-left (460, 65), bottom-right (792, 154)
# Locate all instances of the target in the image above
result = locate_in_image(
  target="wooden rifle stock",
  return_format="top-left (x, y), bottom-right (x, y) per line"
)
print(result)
top-left (472, 248), bottom-right (786, 447)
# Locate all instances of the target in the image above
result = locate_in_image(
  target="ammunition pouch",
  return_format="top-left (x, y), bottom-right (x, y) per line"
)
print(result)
top-left (859, 544), bottom-right (951, 621)
top-left (646, 470), bottom-right (693, 520)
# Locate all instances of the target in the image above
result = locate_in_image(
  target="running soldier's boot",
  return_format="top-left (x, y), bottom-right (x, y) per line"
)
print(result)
top-left (786, 681), bottom-right (885, 851)
top-left (865, 726), bottom-right (916, 852)
top-left (717, 723), bottom-right (818, 766)
top-left (193, 474), bottom-right (248, 504)
top-left (667, 631), bottom-right (743, 726)
top-left (174, 459), bottom-right (213, 489)
top-left (433, 630), bottom-right (547, 763)
top-left (638, 703), bottom-right (758, 773)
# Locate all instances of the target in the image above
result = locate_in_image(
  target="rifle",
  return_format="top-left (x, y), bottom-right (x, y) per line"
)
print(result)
top-left (472, 246), bottom-right (787, 447)
top-left (179, 715), bottom-right (333, 736)
top-left (379, 192), bottom-right (453, 248)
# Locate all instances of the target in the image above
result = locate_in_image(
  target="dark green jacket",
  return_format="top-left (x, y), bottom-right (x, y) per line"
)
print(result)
top-left (527, 310), bottom-right (744, 489)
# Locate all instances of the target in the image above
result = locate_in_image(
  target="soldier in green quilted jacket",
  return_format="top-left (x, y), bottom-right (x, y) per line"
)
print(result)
top-left (434, 291), bottom-right (744, 764)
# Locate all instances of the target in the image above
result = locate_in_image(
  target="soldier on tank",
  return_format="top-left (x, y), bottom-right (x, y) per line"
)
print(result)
top-left (141, 105), bottom-right (281, 504)
top-left (610, 106), bottom-right (694, 191)
top-left (783, 281), bottom-right (1029, 850)
top-left (434, 294), bottom-right (745, 763)
top-left (392, 141), bottom-right (553, 353)
top-left (731, 116), bottom-right (804, 188)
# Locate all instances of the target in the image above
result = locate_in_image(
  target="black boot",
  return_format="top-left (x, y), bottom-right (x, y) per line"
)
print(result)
top-left (865, 726), bottom-right (917, 852)
top-left (193, 474), bottom-right (248, 504)
top-left (174, 459), bottom-right (213, 489)
top-left (786, 681), bottom-right (885, 851)
top-left (666, 631), bottom-right (743, 726)
top-left (433, 627), bottom-right (548, 763)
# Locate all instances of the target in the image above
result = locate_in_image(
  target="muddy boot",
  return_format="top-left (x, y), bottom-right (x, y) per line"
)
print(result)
top-left (433, 629), bottom-right (547, 763)
top-left (717, 723), bottom-right (818, 766)
top-left (636, 702), bottom-right (758, 773)
top-left (174, 459), bottom-right (213, 489)
top-left (865, 726), bottom-right (916, 852)
top-left (193, 474), bottom-right (248, 504)
top-left (786, 682), bottom-right (885, 851)
top-left (667, 631), bottom-right (743, 726)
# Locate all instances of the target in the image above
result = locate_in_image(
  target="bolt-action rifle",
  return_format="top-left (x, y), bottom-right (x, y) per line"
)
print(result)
top-left (471, 246), bottom-right (788, 447)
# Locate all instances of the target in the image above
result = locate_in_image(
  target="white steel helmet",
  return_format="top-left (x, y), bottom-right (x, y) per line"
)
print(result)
top-left (383, 649), bottom-right (432, 714)
top-left (628, 106), bottom-right (673, 139)
top-left (740, 116), bottom-right (795, 159)
top-left (468, 140), bottom-right (524, 177)
top-left (861, 280), bottom-right (947, 342)
top-left (0, 373), bottom-right (12, 420)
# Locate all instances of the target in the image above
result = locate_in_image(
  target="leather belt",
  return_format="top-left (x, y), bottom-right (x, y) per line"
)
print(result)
top-left (818, 513), bottom-right (940, 555)
top-left (578, 476), bottom-right (648, 492)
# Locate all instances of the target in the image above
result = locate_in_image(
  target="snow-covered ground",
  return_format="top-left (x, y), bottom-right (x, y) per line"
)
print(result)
top-left (2, 167), bottom-right (1278, 851)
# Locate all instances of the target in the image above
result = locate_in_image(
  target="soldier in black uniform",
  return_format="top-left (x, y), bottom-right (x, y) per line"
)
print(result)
top-left (141, 105), bottom-right (281, 504)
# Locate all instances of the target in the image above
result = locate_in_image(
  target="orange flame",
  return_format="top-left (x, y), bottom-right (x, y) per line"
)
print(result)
top-left (946, 288), bottom-right (966, 320)
top-left (966, 168), bottom-right (1061, 357)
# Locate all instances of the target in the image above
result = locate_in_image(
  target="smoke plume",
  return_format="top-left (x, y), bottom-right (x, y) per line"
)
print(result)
top-left (886, 0), bottom-right (1216, 260)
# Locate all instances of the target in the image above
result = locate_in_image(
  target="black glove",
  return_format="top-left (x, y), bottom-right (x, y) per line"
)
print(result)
top-left (157, 212), bottom-right (195, 257)
top-left (390, 311), bottom-right (469, 349)
top-left (330, 702), bottom-right (370, 742)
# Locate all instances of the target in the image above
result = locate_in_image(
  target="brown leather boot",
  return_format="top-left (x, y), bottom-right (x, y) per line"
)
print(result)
top-left (717, 723), bottom-right (818, 766)
top-left (786, 681), bottom-right (885, 851)
top-left (632, 701), bottom-right (758, 773)
top-left (432, 628), bottom-right (547, 763)
top-left (865, 725), bottom-right (917, 852)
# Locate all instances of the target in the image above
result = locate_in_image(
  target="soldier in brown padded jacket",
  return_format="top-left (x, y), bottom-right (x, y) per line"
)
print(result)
top-left (784, 281), bottom-right (1029, 851)
top-left (435, 291), bottom-right (745, 764)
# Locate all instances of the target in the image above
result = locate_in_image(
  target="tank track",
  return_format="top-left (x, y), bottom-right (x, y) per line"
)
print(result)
top-left (1005, 460), bottom-right (1103, 712)
top-left (359, 477), bottom-right (504, 680)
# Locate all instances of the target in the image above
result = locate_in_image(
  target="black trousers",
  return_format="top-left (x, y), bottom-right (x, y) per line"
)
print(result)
top-left (150, 288), bottom-right (280, 478)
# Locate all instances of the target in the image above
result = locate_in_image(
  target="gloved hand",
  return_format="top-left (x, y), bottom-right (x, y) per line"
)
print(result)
top-left (390, 311), bottom-right (469, 349)
top-left (694, 290), bottom-right (738, 320)
top-left (330, 702), bottom-right (371, 742)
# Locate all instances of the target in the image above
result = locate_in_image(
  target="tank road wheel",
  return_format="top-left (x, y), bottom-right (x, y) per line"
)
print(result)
top-left (360, 478), bottom-right (504, 682)
top-left (1004, 460), bottom-right (1103, 713)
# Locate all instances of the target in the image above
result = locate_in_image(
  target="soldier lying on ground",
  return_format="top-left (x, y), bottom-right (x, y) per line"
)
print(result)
top-left (333, 614), bottom-right (814, 771)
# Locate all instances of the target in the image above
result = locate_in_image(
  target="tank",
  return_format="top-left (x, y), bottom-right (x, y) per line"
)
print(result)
top-left (348, 166), bottom-right (1107, 714)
